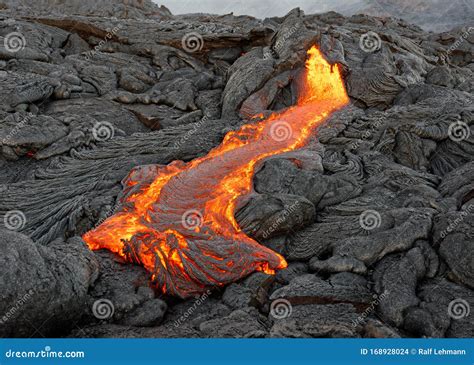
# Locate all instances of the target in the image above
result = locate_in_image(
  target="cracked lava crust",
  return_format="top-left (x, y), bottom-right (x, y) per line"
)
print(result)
top-left (83, 46), bottom-right (349, 298)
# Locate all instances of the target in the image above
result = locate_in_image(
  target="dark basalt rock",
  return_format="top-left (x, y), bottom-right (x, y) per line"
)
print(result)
top-left (286, 205), bottom-right (434, 262)
top-left (0, 230), bottom-right (98, 337)
top-left (253, 156), bottom-right (362, 210)
top-left (161, 296), bottom-right (230, 333)
top-left (235, 193), bottom-right (315, 240)
top-left (222, 272), bottom-right (274, 309)
top-left (0, 0), bottom-right (473, 338)
top-left (437, 207), bottom-right (474, 288)
top-left (403, 279), bottom-right (474, 338)
top-left (309, 255), bottom-right (367, 275)
top-left (221, 47), bottom-right (275, 119)
top-left (362, 318), bottom-right (401, 338)
top-left (373, 247), bottom-right (428, 327)
top-left (118, 299), bottom-right (167, 327)
top-left (86, 251), bottom-right (168, 327)
top-left (269, 303), bottom-right (361, 338)
top-left (199, 308), bottom-right (268, 338)
top-left (270, 273), bottom-right (373, 309)
top-left (275, 262), bottom-right (309, 285)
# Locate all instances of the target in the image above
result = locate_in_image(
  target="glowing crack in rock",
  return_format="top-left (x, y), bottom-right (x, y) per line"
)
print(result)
top-left (83, 46), bottom-right (349, 298)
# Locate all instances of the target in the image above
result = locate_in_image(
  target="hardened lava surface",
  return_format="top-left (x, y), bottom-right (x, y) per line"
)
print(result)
top-left (83, 46), bottom-right (349, 298)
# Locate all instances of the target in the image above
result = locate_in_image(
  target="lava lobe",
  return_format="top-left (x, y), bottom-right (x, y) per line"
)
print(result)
top-left (83, 46), bottom-right (349, 298)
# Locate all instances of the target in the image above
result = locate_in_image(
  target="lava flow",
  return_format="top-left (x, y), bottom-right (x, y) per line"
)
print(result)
top-left (83, 46), bottom-right (349, 298)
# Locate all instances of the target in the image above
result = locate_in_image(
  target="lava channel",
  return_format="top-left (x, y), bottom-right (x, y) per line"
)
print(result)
top-left (83, 46), bottom-right (349, 298)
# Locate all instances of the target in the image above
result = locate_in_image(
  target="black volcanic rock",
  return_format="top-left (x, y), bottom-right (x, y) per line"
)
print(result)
top-left (0, 230), bottom-right (98, 337)
top-left (236, 193), bottom-right (315, 240)
top-left (269, 303), bottom-right (361, 338)
top-left (0, 1), bottom-right (472, 338)
top-left (270, 273), bottom-right (373, 308)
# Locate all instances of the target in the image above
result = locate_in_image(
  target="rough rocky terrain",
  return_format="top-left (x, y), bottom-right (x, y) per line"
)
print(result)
top-left (162, 0), bottom-right (474, 32)
top-left (0, 0), bottom-right (473, 338)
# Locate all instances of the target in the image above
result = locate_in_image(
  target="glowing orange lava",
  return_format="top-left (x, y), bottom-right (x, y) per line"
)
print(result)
top-left (83, 46), bottom-right (349, 298)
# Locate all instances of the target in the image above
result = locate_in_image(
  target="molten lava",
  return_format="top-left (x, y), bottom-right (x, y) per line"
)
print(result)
top-left (83, 46), bottom-right (349, 298)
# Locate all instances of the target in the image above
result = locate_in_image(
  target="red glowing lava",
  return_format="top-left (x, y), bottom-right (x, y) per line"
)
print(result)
top-left (83, 46), bottom-right (349, 298)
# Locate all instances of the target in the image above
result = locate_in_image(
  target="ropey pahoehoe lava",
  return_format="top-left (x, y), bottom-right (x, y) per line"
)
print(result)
top-left (83, 46), bottom-right (349, 298)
